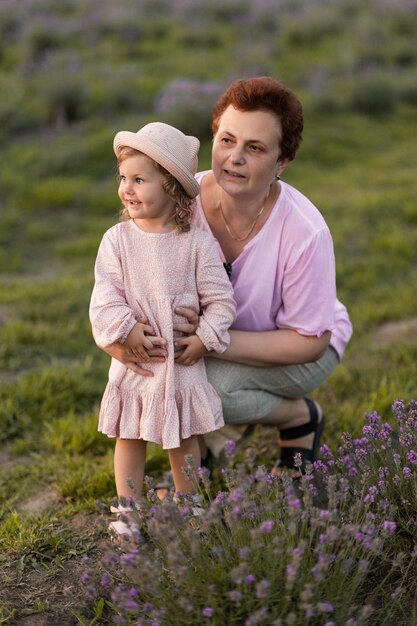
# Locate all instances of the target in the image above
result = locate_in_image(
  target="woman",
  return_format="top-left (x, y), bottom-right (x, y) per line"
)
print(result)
top-left (103, 76), bottom-right (352, 472)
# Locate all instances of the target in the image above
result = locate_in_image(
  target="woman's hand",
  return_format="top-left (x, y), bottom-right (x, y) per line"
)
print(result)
top-left (103, 341), bottom-right (168, 377)
top-left (173, 306), bottom-right (199, 334)
top-left (173, 306), bottom-right (200, 358)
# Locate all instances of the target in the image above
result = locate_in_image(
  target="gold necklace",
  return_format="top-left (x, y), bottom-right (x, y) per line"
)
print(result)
top-left (217, 200), bottom-right (266, 242)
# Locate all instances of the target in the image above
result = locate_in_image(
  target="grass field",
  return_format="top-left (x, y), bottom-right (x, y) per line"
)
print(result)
top-left (1, 0), bottom-right (417, 623)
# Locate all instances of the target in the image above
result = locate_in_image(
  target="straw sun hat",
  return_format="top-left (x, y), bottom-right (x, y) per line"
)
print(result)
top-left (113, 122), bottom-right (200, 198)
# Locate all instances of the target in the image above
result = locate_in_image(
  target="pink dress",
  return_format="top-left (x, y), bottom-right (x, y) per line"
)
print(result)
top-left (89, 221), bottom-right (236, 449)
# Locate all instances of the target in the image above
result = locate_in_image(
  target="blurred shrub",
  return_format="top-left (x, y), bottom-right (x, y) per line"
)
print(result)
top-left (155, 78), bottom-right (223, 140)
top-left (14, 176), bottom-right (91, 212)
top-left (348, 74), bottom-right (398, 115)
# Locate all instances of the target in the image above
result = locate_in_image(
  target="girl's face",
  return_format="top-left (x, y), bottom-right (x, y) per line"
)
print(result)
top-left (212, 105), bottom-right (287, 200)
top-left (118, 153), bottom-right (176, 231)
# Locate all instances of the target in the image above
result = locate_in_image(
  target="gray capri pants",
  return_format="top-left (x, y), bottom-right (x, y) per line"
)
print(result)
top-left (205, 346), bottom-right (339, 425)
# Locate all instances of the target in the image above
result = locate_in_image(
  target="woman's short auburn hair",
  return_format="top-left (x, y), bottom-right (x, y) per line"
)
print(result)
top-left (212, 76), bottom-right (304, 162)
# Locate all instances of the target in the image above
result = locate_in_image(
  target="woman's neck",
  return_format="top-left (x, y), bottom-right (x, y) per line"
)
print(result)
top-left (199, 174), bottom-right (281, 259)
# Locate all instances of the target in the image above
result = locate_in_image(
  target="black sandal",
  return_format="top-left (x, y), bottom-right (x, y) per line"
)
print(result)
top-left (276, 398), bottom-right (325, 473)
top-left (201, 448), bottom-right (216, 471)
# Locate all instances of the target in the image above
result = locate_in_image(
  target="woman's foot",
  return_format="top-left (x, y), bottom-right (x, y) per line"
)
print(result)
top-left (273, 398), bottom-right (324, 474)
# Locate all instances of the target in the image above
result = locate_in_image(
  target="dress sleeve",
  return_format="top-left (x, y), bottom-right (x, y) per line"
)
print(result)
top-left (194, 236), bottom-right (236, 353)
top-left (276, 228), bottom-right (337, 337)
top-left (89, 229), bottom-right (138, 348)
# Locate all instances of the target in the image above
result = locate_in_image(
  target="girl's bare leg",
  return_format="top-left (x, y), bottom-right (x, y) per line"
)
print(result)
top-left (168, 435), bottom-right (201, 494)
top-left (114, 438), bottom-right (147, 500)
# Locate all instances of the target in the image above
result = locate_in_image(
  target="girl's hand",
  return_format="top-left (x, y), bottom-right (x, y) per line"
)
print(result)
top-left (124, 322), bottom-right (159, 361)
top-left (104, 316), bottom-right (168, 377)
top-left (174, 335), bottom-right (206, 366)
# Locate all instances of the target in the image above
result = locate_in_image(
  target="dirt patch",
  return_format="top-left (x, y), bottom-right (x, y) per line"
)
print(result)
top-left (16, 487), bottom-right (66, 516)
top-left (0, 514), bottom-right (110, 626)
top-left (373, 317), bottom-right (417, 346)
top-left (0, 451), bottom-right (32, 470)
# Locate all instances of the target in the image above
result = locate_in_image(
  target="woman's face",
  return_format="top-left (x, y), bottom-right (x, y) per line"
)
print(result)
top-left (212, 105), bottom-right (284, 199)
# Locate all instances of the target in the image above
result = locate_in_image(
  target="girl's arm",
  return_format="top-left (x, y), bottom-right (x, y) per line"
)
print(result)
top-left (175, 235), bottom-right (236, 364)
top-left (90, 231), bottom-right (139, 348)
top-left (90, 231), bottom-right (162, 355)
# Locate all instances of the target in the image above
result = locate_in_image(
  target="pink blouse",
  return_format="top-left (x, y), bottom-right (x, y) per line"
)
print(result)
top-left (193, 172), bottom-right (352, 359)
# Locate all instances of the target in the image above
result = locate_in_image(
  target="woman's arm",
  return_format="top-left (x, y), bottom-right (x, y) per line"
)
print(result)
top-left (174, 307), bottom-right (331, 366)
top-left (210, 328), bottom-right (331, 366)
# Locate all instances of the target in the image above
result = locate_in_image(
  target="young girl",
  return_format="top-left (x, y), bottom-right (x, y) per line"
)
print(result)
top-left (89, 122), bottom-right (236, 535)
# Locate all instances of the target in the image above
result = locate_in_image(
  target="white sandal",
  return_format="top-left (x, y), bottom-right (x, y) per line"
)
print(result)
top-left (108, 504), bottom-right (140, 540)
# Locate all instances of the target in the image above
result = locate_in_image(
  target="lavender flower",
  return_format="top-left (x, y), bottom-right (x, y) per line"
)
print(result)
top-left (407, 450), bottom-right (417, 465)
top-left (259, 520), bottom-right (274, 533)
top-left (228, 590), bottom-right (243, 603)
top-left (202, 607), bottom-right (214, 618)
top-left (225, 439), bottom-right (237, 457)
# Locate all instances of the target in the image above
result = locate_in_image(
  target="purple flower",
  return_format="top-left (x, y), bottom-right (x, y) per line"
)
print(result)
top-left (403, 466), bottom-right (412, 479)
top-left (382, 520), bottom-right (397, 533)
top-left (239, 547), bottom-right (252, 559)
top-left (379, 422), bottom-right (393, 442)
top-left (400, 432), bottom-right (414, 448)
top-left (259, 520), bottom-right (274, 533)
top-left (256, 579), bottom-right (270, 599)
top-left (244, 574), bottom-right (256, 585)
top-left (320, 444), bottom-right (334, 460)
top-left (213, 491), bottom-right (227, 505)
top-left (407, 450), bottom-right (417, 465)
top-left (313, 460), bottom-right (329, 474)
top-left (100, 574), bottom-right (111, 588)
top-left (392, 399), bottom-right (405, 419)
top-left (229, 590), bottom-right (243, 602)
top-left (202, 607), bottom-right (214, 618)
top-left (86, 585), bottom-right (97, 599)
top-left (124, 599), bottom-right (139, 611)
top-left (225, 439), bottom-right (237, 457)
top-left (287, 497), bottom-right (301, 509)
top-left (245, 607), bottom-right (269, 626)
top-left (230, 488), bottom-right (245, 502)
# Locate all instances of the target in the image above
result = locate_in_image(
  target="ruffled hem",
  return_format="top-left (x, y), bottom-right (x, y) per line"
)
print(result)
top-left (98, 382), bottom-right (224, 449)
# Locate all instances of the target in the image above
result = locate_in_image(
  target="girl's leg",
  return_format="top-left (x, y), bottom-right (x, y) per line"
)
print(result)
top-left (114, 438), bottom-right (147, 499)
top-left (168, 435), bottom-right (201, 494)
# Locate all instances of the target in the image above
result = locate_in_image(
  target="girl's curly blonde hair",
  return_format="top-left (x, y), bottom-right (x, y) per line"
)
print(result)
top-left (117, 146), bottom-right (194, 232)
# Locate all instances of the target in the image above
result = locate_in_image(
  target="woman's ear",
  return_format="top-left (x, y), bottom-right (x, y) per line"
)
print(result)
top-left (276, 158), bottom-right (290, 178)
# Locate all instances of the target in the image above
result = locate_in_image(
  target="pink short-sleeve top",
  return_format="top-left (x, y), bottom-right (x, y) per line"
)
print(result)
top-left (193, 172), bottom-right (352, 360)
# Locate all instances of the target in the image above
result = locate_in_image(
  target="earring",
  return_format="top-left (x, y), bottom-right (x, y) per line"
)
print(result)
top-left (275, 175), bottom-right (281, 181)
